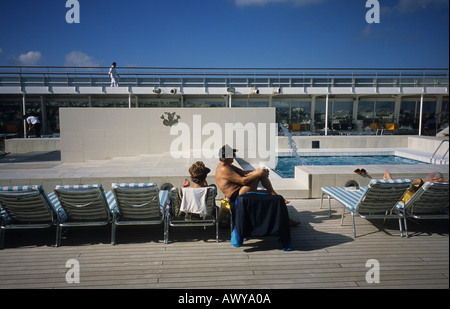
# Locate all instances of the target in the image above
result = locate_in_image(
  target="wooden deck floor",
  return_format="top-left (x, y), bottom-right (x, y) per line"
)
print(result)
top-left (0, 199), bottom-right (448, 289)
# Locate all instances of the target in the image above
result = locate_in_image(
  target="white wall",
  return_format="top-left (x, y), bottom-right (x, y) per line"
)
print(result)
top-left (60, 107), bottom-right (276, 163)
top-left (277, 135), bottom-right (410, 150)
top-left (5, 138), bottom-right (60, 153)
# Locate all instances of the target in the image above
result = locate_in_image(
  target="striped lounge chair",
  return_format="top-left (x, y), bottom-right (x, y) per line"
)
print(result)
top-left (166, 186), bottom-right (218, 244)
top-left (321, 179), bottom-right (412, 238)
top-left (109, 183), bottom-right (168, 245)
top-left (54, 184), bottom-right (112, 246)
top-left (0, 185), bottom-right (61, 249)
top-left (397, 181), bottom-right (449, 237)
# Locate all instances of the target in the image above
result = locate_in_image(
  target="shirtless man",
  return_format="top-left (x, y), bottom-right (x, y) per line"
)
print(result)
top-left (215, 145), bottom-right (299, 226)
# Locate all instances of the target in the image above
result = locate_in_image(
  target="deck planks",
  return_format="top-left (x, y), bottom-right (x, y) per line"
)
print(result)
top-left (0, 199), bottom-right (448, 289)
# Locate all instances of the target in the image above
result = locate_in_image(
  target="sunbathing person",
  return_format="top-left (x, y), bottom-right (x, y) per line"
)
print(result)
top-left (183, 161), bottom-right (212, 188)
top-left (180, 161), bottom-right (216, 220)
top-left (383, 170), bottom-right (448, 204)
top-left (215, 145), bottom-right (300, 227)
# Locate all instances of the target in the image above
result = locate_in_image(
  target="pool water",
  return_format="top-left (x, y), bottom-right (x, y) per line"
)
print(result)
top-left (275, 155), bottom-right (427, 178)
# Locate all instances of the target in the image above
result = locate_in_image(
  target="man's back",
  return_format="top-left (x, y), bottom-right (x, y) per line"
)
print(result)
top-left (215, 161), bottom-right (241, 199)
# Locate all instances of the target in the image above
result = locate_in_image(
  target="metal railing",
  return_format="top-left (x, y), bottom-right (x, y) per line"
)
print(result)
top-left (0, 66), bottom-right (448, 89)
top-left (430, 140), bottom-right (449, 164)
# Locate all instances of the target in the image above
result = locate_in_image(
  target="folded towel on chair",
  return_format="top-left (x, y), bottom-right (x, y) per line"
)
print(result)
top-left (180, 187), bottom-right (208, 216)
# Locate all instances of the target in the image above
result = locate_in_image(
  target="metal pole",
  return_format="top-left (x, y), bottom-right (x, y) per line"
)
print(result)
top-left (22, 93), bottom-right (26, 138)
top-left (325, 94), bottom-right (329, 136)
top-left (418, 94), bottom-right (424, 136)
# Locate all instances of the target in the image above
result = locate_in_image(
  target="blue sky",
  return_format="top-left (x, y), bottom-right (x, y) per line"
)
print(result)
top-left (0, 0), bottom-right (448, 68)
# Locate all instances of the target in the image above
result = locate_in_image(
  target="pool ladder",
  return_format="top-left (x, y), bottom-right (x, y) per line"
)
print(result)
top-left (430, 140), bottom-right (449, 164)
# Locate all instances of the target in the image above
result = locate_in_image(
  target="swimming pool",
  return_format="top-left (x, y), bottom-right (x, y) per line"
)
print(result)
top-left (275, 155), bottom-right (427, 178)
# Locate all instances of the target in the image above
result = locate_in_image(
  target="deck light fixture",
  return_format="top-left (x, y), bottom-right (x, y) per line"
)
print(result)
top-left (249, 87), bottom-right (259, 95)
top-left (153, 88), bottom-right (161, 94)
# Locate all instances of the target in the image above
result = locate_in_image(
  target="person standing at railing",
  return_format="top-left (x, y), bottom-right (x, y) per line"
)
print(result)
top-left (108, 62), bottom-right (119, 87)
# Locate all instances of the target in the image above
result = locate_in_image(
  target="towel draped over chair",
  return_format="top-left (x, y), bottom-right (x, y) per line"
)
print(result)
top-left (231, 192), bottom-right (291, 250)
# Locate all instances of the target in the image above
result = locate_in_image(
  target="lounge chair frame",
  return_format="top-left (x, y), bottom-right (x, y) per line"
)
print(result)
top-left (110, 183), bottom-right (165, 245)
top-left (0, 185), bottom-right (59, 249)
top-left (54, 184), bottom-right (112, 247)
top-left (165, 186), bottom-right (218, 244)
top-left (398, 181), bottom-right (449, 237)
top-left (321, 179), bottom-right (412, 238)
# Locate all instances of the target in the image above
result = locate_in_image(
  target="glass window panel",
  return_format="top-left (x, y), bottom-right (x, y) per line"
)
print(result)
top-left (375, 101), bottom-right (395, 128)
top-left (206, 101), bottom-right (226, 108)
top-left (438, 99), bottom-right (449, 130)
top-left (248, 101), bottom-right (268, 108)
top-left (358, 101), bottom-right (375, 131)
top-left (422, 100), bottom-right (437, 136)
top-left (138, 100), bottom-right (159, 108)
top-left (291, 101), bottom-right (311, 131)
top-left (161, 101), bottom-right (181, 108)
top-left (185, 100), bottom-right (205, 108)
top-left (0, 98), bottom-right (22, 137)
top-left (273, 101), bottom-right (289, 125)
top-left (314, 100), bottom-right (327, 133)
top-left (331, 101), bottom-right (352, 131)
top-left (399, 101), bottom-right (419, 132)
top-left (185, 100), bottom-right (226, 108)
top-left (422, 100), bottom-right (437, 118)
top-left (92, 98), bottom-right (128, 108)
top-left (232, 101), bottom-right (247, 108)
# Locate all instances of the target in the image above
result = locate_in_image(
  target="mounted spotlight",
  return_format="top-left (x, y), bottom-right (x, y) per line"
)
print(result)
top-left (272, 88), bottom-right (281, 95)
top-left (153, 88), bottom-right (161, 94)
top-left (249, 87), bottom-right (259, 95)
top-left (227, 87), bottom-right (236, 94)
top-left (170, 88), bottom-right (177, 94)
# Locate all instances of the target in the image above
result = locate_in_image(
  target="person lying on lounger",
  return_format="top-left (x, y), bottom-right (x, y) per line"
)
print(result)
top-left (383, 170), bottom-right (448, 204)
top-left (215, 145), bottom-right (300, 227)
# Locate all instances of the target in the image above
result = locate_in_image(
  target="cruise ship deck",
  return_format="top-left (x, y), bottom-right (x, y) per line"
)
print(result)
top-left (0, 196), bottom-right (447, 289)
top-left (0, 67), bottom-right (448, 290)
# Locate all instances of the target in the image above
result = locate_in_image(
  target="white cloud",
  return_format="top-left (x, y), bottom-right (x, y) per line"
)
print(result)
top-left (9, 51), bottom-right (43, 65)
top-left (235, 0), bottom-right (324, 7)
top-left (384, 0), bottom-right (449, 14)
top-left (64, 51), bottom-right (100, 67)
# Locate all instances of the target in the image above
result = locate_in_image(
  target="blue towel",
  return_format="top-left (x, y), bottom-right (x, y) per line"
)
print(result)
top-left (230, 227), bottom-right (242, 247)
